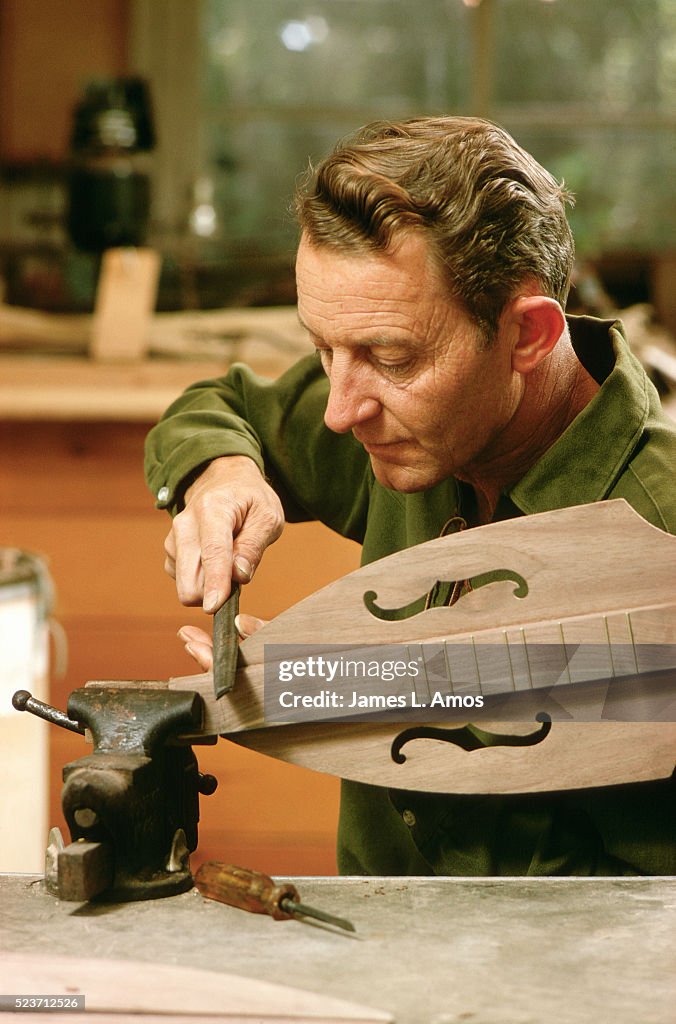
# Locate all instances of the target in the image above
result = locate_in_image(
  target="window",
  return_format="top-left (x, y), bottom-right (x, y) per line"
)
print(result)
top-left (132, 0), bottom-right (676, 302)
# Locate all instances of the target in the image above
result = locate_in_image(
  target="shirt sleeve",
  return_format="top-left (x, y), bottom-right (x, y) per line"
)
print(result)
top-left (144, 353), bottom-right (373, 543)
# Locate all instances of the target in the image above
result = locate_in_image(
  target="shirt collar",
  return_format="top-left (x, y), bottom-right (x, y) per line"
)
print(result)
top-left (508, 316), bottom-right (649, 514)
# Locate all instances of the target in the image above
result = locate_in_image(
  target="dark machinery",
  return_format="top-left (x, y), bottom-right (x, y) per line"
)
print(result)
top-left (13, 685), bottom-right (217, 903)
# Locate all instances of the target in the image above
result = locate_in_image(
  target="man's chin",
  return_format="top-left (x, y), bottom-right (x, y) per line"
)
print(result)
top-left (369, 455), bottom-right (440, 493)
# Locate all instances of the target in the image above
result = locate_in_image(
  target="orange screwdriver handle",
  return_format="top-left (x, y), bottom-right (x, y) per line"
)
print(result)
top-left (194, 862), bottom-right (300, 921)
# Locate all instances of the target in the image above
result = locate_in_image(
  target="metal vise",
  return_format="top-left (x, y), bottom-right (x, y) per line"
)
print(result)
top-left (13, 685), bottom-right (217, 903)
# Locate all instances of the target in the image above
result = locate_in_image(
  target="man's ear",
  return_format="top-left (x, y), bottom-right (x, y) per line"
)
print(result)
top-left (508, 295), bottom-right (566, 374)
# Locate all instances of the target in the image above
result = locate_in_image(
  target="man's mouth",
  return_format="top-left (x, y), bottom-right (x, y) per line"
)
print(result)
top-left (358, 437), bottom-right (407, 458)
top-left (354, 433), bottom-right (393, 448)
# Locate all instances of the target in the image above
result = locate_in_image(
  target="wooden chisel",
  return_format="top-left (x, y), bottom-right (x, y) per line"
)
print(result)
top-left (212, 582), bottom-right (240, 698)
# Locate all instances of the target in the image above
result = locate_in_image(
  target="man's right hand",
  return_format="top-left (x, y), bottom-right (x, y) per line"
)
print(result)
top-left (163, 455), bottom-right (285, 613)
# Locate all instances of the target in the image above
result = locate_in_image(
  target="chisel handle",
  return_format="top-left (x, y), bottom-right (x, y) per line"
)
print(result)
top-left (194, 862), bottom-right (299, 921)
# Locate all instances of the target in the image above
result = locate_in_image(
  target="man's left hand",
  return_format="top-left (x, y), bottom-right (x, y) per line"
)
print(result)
top-left (177, 615), bottom-right (267, 672)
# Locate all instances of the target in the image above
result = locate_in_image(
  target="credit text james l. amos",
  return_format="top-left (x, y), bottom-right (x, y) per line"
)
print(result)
top-left (278, 691), bottom-right (485, 709)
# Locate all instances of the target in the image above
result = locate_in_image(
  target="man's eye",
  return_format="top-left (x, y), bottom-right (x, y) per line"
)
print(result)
top-left (374, 357), bottom-right (414, 379)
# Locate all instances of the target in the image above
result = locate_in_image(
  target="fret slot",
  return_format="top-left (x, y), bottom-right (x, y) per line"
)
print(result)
top-left (502, 629), bottom-right (534, 691)
top-left (408, 643), bottom-right (438, 703)
top-left (443, 642), bottom-right (482, 697)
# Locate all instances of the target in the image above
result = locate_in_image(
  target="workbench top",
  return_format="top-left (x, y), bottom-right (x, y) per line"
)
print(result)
top-left (1, 874), bottom-right (674, 1023)
top-left (0, 354), bottom-right (233, 422)
top-left (0, 305), bottom-right (310, 421)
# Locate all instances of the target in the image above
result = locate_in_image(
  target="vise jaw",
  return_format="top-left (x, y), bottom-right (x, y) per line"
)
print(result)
top-left (16, 684), bottom-right (216, 903)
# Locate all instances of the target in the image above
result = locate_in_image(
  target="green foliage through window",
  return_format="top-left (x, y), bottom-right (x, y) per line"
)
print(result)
top-left (198, 0), bottom-right (676, 261)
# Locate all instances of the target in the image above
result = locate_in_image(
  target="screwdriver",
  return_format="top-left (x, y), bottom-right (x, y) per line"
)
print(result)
top-left (194, 862), bottom-right (356, 933)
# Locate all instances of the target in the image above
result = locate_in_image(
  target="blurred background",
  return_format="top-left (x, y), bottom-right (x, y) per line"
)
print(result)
top-left (1, 0), bottom-right (675, 879)
top-left (1, 0), bottom-right (675, 322)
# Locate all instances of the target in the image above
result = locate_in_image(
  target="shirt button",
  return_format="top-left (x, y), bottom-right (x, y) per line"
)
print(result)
top-left (157, 486), bottom-right (170, 502)
top-left (402, 809), bottom-right (416, 828)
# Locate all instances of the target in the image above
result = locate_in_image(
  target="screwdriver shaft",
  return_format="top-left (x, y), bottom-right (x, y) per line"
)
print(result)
top-left (280, 896), bottom-right (356, 933)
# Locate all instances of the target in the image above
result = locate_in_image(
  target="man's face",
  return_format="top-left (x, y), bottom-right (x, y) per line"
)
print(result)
top-left (295, 232), bottom-right (523, 492)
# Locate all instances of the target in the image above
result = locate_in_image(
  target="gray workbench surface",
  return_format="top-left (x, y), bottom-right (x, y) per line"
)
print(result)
top-left (1, 874), bottom-right (675, 1024)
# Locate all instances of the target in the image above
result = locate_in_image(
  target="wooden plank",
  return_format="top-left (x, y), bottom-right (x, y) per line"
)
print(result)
top-left (0, 356), bottom-right (229, 421)
top-left (0, 952), bottom-right (391, 1022)
top-left (0, 356), bottom-right (229, 423)
top-left (160, 502), bottom-right (676, 793)
top-left (0, 305), bottom-right (310, 420)
top-left (234, 500), bottom-right (676, 648)
top-left (171, 501), bottom-right (676, 729)
top-left (90, 248), bottom-right (161, 362)
top-left (228, 720), bottom-right (676, 795)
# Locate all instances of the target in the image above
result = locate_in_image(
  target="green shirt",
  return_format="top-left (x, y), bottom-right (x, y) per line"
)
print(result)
top-left (145, 316), bottom-right (676, 875)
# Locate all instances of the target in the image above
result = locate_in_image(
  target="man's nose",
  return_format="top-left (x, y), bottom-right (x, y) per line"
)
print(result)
top-left (323, 357), bottom-right (381, 434)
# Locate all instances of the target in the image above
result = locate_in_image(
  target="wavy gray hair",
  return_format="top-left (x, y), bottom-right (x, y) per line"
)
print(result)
top-left (296, 116), bottom-right (575, 343)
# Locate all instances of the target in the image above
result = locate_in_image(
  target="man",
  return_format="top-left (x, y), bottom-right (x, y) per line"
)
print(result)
top-left (145, 116), bottom-right (676, 876)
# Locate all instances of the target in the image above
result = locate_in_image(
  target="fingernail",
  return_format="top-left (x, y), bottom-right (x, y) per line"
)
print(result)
top-left (234, 614), bottom-right (247, 640)
top-left (233, 556), bottom-right (254, 581)
top-left (185, 644), bottom-right (197, 659)
top-left (204, 591), bottom-right (222, 614)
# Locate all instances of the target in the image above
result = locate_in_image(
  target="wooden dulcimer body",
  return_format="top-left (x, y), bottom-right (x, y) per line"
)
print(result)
top-left (168, 500), bottom-right (676, 794)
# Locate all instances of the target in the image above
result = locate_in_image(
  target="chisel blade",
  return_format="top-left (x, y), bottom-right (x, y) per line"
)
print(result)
top-left (212, 583), bottom-right (240, 699)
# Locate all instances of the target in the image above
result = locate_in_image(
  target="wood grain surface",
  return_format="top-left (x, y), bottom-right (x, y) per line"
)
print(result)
top-left (165, 501), bottom-right (676, 793)
top-left (0, 952), bottom-right (391, 1022)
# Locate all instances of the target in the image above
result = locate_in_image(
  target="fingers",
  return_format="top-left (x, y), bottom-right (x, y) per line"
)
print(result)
top-left (178, 616), bottom-right (267, 671)
top-left (234, 613), bottom-right (267, 638)
top-left (163, 456), bottom-right (285, 613)
top-left (178, 625), bottom-right (212, 645)
top-left (164, 482), bottom-right (239, 610)
top-left (166, 511), bottom-right (209, 606)
top-left (197, 491), bottom-right (238, 612)
top-left (163, 528), bottom-right (177, 579)
top-left (186, 642), bottom-right (214, 672)
top-left (230, 502), bottom-right (284, 587)
top-left (177, 625), bottom-right (213, 671)
top-left (232, 554), bottom-right (254, 583)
